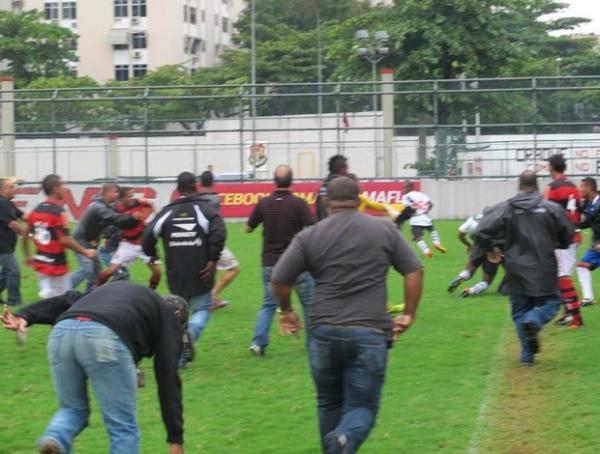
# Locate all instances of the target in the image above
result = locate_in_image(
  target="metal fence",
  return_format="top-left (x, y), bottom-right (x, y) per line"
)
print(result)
top-left (1, 75), bottom-right (600, 182)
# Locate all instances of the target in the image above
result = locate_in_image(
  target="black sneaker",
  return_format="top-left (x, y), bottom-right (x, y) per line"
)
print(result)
top-left (522, 321), bottom-right (540, 354)
top-left (447, 277), bottom-right (462, 293)
top-left (179, 330), bottom-right (195, 369)
top-left (323, 431), bottom-right (348, 454)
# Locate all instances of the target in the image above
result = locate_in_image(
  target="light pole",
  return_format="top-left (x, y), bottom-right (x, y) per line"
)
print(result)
top-left (356, 29), bottom-right (389, 177)
top-left (250, 0), bottom-right (257, 178)
top-left (556, 57), bottom-right (563, 125)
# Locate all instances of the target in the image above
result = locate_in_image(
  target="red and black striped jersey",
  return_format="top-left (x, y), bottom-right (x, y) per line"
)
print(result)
top-left (117, 200), bottom-right (152, 245)
top-left (546, 176), bottom-right (581, 241)
top-left (28, 200), bottom-right (70, 276)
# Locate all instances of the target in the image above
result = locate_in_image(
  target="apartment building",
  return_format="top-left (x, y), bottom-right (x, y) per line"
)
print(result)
top-left (22, 0), bottom-right (239, 81)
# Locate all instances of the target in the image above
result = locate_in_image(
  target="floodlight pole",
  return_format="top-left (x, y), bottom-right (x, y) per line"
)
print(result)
top-left (250, 0), bottom-right (257, 179)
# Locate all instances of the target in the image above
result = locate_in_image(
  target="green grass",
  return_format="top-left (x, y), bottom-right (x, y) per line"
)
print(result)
top-left (1, 221), bottom-right (599, 453)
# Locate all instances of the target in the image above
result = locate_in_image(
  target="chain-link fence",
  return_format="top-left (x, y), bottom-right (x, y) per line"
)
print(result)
top-left (1, 75), bottom-right (599, 182)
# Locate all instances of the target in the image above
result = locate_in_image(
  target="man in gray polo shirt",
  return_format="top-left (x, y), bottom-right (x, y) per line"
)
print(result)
top-left (272, 176), bottom-right (423, 454)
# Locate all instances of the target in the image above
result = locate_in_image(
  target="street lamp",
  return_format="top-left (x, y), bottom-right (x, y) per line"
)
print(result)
top-left (356, 29), bottom-right (389, 176)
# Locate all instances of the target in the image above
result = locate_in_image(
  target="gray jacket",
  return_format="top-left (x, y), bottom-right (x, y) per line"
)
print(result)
top-left (74, 200), bottom-right (137, 246)
top-left (473, 191), bottom-right (573, 296)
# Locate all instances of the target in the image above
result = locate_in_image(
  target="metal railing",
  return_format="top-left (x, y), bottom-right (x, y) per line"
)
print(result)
top-left (1, 76), bottom-right (599, 182)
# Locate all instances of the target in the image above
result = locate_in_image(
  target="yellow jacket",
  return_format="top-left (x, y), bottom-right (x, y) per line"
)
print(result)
top-left (358, 194), bottom-right (406, 220)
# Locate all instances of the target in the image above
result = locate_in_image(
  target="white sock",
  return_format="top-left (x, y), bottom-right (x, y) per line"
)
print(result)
top-left (576, 266), bottom-right (594, 301)
top-left (469, 281), bottom-right (489, 295)
top-left (417, 240), bottom-right (431, 255)
top-left (459, 270), bottom-right (471, 280)
top-left (431, 230), bottom-right (441, 246)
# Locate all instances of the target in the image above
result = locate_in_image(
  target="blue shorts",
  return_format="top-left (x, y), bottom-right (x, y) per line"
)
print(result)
top-left (580, 248), bottom-right (600, 270)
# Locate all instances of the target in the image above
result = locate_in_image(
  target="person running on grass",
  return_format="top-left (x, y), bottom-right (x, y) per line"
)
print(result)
top-left (401, 180), bottom-right (447, 258)
top-left (575, 177), bottom-right (600, 307)
top-left (197, 170), bottom-right (241, 311)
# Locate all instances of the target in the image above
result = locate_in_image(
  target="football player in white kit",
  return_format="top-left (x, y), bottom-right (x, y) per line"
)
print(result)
top-left (401, 181), bottom-right (446, 258)
top-left (447, 213), bottom-right (501, 297)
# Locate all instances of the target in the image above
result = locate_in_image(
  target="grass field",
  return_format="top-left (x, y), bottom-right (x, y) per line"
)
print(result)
top-left (1, 220), bottom-right (599, 453)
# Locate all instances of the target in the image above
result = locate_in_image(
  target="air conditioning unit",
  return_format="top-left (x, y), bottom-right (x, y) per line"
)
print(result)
top-left (133, 51), bottom-right (142, 59)
top-left (131, 17), bottom-right (140, 26)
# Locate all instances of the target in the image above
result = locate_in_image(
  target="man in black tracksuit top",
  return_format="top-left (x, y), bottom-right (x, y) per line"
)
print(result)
top-left (142, 172), bottom-right (226, 363)
top-left (1, 281), bottom-right (187, 454)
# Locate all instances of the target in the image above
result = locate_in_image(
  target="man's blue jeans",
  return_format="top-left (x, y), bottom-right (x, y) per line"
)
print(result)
top-left (70, 252), bottom-right (101, 292)
top-left (251, 266), bottom-right (314, 349)
top-left (188, 292), bottom-right (213, 343)
top-left (0, 252), bottom-right (21, 305)
top-left (42, 319), bottom-right (138, 454)
top-left (308, 325), bottom-right (388, 453)
top-left (509, 293), bottom-right (562, 363)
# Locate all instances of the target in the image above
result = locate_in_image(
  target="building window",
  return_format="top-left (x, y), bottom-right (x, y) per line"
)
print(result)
top-left (222, 0), bottom-right (228, 5)
top-left (133, 64), bottom-right (147, 78)
top-left (201, 10), bottom-right (205, 22)
top-left (115, 64), bottom-right (129, 81)
top-left (190, 38), bottom-right (201, 55)
top-left (44, 2), bottom-right (58, 20)
top-left (222, 17), bottom-right (228, 33)
top-left (113, 44), bottom-right (129, 50)
top-left (132, 0), bottom-right (146, 17)
top-left (114, 0), bottom-right (128, 18)
top-left (62, 1), bottom-right (76, 19)
top-left (189, 6), bottom-right (197, 24)
top-left (183, 5), bottom-right (188, 22)
top-left (132, 32), bottom-right (146, 49)
top-left (215, 15), bottom-right (219, 26)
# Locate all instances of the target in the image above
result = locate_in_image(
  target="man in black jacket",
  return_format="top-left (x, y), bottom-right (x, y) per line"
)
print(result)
top-left (142, 172), bottom-right (226, 367)
top-left (474, 171), bottom-right (574, 365)
top-left (1, 281), bottom-right (187, 454)
top-left (71, 183), bottom-right (142, 292)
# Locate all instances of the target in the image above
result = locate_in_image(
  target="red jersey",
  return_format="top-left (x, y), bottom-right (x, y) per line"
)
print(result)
top-left (546, 176), bottom-right (581, 242)
top-left (28, 200), bottom-right (70, 276)
top-left (117, 200), bottom-right (152, 245)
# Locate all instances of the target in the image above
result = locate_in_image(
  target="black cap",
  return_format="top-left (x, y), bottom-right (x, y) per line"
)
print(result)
top-left (177, 171), bottom-right (197, 192)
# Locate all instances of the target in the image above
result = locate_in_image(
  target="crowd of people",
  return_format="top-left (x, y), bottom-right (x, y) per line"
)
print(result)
top-left (0, 153), bottom-right (597, 453)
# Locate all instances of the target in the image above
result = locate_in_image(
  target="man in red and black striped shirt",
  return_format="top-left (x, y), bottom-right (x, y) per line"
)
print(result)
top-left (96, 187), bottom-right (160, 288)
top-left (544, 154), bottom-right (584, 328)
top-left (24, 175), bottom-right (97, 298)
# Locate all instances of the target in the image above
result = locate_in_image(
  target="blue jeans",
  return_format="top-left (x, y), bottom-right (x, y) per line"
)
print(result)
top-left (509, 293), bottom-right (562, 363)
top-left (42, 319), bottom-right (138, 454)
top-left (71, 252), bottom-right (101, 292)
top-left (188, 292), bottom-right (213, 343)
top-left (98, 246), bottom-right (114, 268)
top-left (0, 252), bottom-right (21, 305)
top-left (309, 325), bottom-right (388, 453)
top-left (251, 266), bottom-right (314, 349)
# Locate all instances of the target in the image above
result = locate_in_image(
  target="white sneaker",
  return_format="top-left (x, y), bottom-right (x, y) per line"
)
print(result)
top-left (249, 344), bottom-right (263, 357)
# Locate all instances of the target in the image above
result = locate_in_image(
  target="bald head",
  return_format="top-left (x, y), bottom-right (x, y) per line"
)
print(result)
top-left (328, 176), bottom-right (360, 202)
top-left (519, 170), bottom-right (538, 192)
top-left (274, 165), bottom-right (293, 188)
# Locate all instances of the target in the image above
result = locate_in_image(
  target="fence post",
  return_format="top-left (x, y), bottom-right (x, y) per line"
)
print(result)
top-left (239, 85), bottom-right (245, 183)
top-left (0, 77), bottom-right (16, 177)
top-left (51, 89), bottom-right (58, 174)
top-left (381, 69), bottom-right (394, 178)
top-left (335, 83), bottom-right (341, 154)
top-left (532, 77), bottom-right (538, 170)
top-left (143, 87), bottom-right (149, 181)
top-left (432, 80), bottom-right (439, 177)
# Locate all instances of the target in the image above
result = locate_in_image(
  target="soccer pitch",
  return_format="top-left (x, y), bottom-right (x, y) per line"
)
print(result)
top-left (1, 221), bottom-right (599, 453)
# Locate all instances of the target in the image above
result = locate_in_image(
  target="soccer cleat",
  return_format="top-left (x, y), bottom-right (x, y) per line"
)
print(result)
top-left (580, 299), bottom-right (596, 307)
top-left (249, 344), bottom-right (264, 357)
top-left (38, 438), bottom-right (62, 454)
top-left (458, 288), bottom-right (472, 298)
top-left (447, 277), bottom-right (463, 293)
top-left (522, 321), bottom-right (540, 354)
top-left (434, 244), bottom-right (447, 253)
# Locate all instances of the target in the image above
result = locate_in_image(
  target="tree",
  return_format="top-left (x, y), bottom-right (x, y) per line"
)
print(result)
top-left (0, 10), bottom-right (78, 85)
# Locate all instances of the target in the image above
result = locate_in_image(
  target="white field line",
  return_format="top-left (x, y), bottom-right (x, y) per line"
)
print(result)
top-left (466, 318), bottom-right (511, 454)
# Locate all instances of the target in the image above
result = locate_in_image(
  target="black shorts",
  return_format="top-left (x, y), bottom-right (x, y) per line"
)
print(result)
top-left (411, 225), bottom-right (433, 240)
top-left (470, 251), bottom-right (500, 278)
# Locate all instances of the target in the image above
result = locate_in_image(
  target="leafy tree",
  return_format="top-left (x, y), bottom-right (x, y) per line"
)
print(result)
top-left (0, 10), bottom-right (78, 85)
